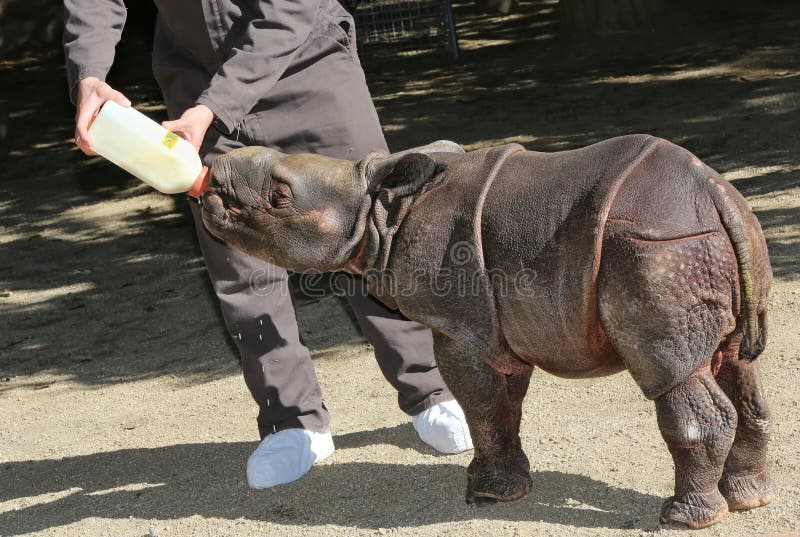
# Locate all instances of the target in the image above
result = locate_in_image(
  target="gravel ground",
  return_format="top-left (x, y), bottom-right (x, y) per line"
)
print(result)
top-left (1, 1), bottom-right (799, 535)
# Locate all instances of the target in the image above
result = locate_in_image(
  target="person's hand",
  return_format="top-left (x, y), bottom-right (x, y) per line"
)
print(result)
top-left (75, 77), bottom-right (131, 156)
top-left (162, 104), bottom-right (215, 152)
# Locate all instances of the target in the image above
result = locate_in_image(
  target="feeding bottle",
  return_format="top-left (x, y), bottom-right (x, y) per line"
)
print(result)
top-left (88, 101), bottom-right (210, 198)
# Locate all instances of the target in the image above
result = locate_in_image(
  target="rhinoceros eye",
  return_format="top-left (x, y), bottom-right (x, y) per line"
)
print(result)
top-left (270, 181), bottom-right (292, 207)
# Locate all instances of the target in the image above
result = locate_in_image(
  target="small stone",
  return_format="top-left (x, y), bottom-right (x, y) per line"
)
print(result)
top-left (148, 525), bottom-right (159, 537)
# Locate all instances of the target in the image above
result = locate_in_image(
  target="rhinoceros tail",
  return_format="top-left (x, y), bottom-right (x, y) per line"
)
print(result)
top-left (708, 176), bottom-right (767, 360)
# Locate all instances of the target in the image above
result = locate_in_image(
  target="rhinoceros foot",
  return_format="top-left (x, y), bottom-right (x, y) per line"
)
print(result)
top-left (465, 459), bottom-right (532, 504)
top-left (659, 490), bottom-right (728, 530)
top-left (719, 469), bottom-right (776, 511)
top-left (466, 446), bottom-right (529, 478)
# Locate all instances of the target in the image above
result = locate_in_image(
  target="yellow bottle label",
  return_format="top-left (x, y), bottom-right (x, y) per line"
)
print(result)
top-left (162, 131), bottom-right (179, 149)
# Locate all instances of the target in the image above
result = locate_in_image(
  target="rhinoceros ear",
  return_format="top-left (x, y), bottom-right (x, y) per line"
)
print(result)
top-left (367, 152), bottom-right (438, 194)
top-left (366, 139), bottom-right (462, 191)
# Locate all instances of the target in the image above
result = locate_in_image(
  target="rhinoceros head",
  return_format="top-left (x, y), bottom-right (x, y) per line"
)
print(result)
top-left (201, 141), bottom-right (463, 272)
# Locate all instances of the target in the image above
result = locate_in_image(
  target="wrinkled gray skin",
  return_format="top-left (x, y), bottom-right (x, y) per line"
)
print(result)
top-left (201, 140), bottom-right (462, 272)
top-left (201, 137), bottom-right (774, 529)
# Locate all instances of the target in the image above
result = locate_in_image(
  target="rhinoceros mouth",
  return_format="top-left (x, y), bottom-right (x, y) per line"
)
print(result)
top-left (200, 191), bottom-right (235, 239)
top-left (201, 192), bottom-right (227, 222)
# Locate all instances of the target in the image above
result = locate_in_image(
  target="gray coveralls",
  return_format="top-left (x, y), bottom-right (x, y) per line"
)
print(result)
top-left (63, 0), bottom-right (452, 438)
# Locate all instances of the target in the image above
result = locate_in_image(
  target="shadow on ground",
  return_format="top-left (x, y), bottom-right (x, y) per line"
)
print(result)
top-left (0, 427), bottom-right (663, 534)
top-left (1, 0), bottom-right (798, 386)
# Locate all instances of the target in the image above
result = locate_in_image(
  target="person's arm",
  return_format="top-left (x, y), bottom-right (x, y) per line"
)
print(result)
top-left (63, 0), bottom-right (127, 105)
top-left (195, 0), bottom-right (320, 135)
top-left (63, 0), bottom-right (131, 155)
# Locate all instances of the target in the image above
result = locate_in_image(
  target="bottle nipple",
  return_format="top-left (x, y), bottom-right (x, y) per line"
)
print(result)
top-left (188, 166), bottom-right (210, 199)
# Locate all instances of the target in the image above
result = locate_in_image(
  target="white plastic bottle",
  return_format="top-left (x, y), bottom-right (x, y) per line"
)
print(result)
top-left (88, 101), bottom-right (209, 198)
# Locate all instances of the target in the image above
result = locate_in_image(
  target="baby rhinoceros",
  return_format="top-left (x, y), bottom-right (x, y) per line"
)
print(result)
top-left (201, 135), bottom-right (774, 529)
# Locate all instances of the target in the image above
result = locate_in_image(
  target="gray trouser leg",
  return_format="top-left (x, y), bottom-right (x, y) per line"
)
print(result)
top-left (190, 201), bottom-right (330, 438)
top-left (346, 278), bottom-right (451, 415)
top-left (183, 28), bottom-right (452, 439)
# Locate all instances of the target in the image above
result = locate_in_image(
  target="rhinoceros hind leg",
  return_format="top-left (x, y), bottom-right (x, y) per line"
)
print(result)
top-left (433, 334), bottom-right (532, 503)
top-left (655, 369), bottom-right (736, 529)
top-left (714, 336), bottom-right (775, 511)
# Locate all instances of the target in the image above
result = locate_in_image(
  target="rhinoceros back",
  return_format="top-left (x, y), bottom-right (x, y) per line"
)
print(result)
top-left (389, 135), bottom-right (665, 375)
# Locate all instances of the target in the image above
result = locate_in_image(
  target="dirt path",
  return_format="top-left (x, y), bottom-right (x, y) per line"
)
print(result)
top-left (1, 1), bottom-right (799, 535)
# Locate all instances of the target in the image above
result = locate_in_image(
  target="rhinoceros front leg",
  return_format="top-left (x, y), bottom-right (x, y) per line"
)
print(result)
top-left (505, 360), bottom-right (533, 472)
top-left (466, 359), bottom-right (532, 480)
top-left (433, 333), bottom-right (532, 503)
top-left (655, 369), bottom-right (737, 529)
top-left (714, 335), bottom-right (776, 511)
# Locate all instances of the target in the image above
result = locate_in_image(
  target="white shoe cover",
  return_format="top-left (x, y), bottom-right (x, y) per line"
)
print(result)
top-left (246, 428), bottom-right (335, 489)
top-left (412, 399), bottom-right (474, 454)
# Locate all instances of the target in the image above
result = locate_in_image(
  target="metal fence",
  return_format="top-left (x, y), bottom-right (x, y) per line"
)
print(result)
top-left (343, 0), bottom-right (459, 62)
